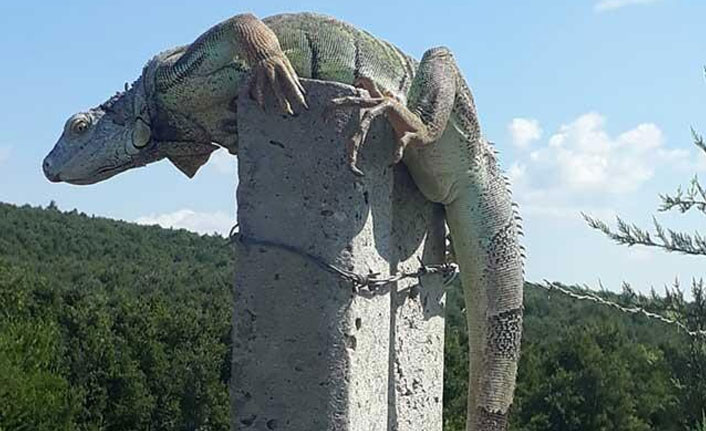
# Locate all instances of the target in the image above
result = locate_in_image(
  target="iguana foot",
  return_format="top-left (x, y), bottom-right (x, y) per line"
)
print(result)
top-left (225, 13), bottom-right (307, 115)
top-left (249, 54), bottom-right (308, 115)
top-left (331, 94), bottom-right (395, 176)
top-left (332, 88), bottom-right (428, 175)
top-left (331, 77), bottom-right (413, 176)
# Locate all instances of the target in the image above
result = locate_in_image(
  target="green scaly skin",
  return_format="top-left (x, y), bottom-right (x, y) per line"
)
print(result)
top-left (43, 12), bottom-right (524, 431)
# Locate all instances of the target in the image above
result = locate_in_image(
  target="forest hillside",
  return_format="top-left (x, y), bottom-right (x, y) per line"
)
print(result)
top-left (0, 202), bottom-right (703, 431)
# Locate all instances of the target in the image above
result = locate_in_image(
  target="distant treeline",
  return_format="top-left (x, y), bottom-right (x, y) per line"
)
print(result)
top-left (0, 202), bottom-right (703, 431)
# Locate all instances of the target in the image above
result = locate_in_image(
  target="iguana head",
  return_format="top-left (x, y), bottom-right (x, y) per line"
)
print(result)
top-left (43, 76), bottom-right (159, 184)
top-left (43, 72), bottom-right (218, 185)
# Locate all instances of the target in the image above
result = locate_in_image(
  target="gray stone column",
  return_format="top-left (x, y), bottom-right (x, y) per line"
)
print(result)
top-left (231, 79), bottom-right (446, 431)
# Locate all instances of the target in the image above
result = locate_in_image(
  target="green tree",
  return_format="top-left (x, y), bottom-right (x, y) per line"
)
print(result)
top-left (0, 203), bottom-right (234, 431)
top-left (512, 323), bottom-right (677, 431)
top-left (0, 262), bottom-right (79, 431)
top-left (584, 130), bottom-right (706, 429)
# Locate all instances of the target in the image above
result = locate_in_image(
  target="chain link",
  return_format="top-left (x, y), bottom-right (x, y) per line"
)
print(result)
top-left (231, 231), bottom-right (458, 292)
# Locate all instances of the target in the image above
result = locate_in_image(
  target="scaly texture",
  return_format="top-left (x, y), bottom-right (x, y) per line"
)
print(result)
top-left (42, 12), bottom-right (524, 431)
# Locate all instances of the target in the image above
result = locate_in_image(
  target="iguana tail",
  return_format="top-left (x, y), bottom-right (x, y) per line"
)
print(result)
top-left (444, 139), bottom-right (524, 431)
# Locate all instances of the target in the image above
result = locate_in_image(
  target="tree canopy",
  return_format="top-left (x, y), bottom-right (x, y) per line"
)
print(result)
top-left (0, 202), bottom-right (703, 430)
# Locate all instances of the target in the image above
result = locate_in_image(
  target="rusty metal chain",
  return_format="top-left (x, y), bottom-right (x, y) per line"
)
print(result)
top-left (229, 229), bottom-right (458, 292)
top-left (228, 224), bottom-right (704, 338)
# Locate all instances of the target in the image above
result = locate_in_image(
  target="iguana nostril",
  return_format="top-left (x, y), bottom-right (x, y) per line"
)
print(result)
top-left (42, 158), bottom-right (60, 182)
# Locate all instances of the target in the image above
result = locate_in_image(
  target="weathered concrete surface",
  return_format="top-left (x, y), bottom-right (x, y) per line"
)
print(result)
top-left (231, 79), bottom-right (445, 431)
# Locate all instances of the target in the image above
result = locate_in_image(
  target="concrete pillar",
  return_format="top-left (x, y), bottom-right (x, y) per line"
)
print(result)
top-left (231, 80), bottom-right (446, 431)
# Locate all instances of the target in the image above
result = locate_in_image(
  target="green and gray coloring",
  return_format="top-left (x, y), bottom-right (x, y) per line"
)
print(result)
top-left (42, 12), bottom-right (524, 431)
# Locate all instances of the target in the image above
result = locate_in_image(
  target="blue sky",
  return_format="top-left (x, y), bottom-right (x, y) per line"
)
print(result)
top-left (1, 0), bottom-right (705, 296)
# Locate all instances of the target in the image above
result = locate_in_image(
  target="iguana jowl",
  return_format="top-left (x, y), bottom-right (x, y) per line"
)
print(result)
top-left (42, 12), bottom-right (524, 431)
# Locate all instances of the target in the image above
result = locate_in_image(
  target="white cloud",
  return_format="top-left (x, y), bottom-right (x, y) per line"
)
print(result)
top-left (508, 118), bottom-right (542, 149)
top-left (507, 162), bottom-right (527, 184)
top-left (518, 112), bottom-right (682, 194)
top-left (595, 0), bottom-right (659, 12)
top-left (135, 209), bottom-right (234, 236)
top-left (506, 112), bottom-right (692, 220)
top-left (692, 149), bottom-right (706, 172)
top-left (209, 148), bottom-right (237, 175)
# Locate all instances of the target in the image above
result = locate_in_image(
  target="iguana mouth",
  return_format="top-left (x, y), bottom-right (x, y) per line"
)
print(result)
top-left (96, 162), bottom-right (130, 175)
top-left (61, 161), bottom-right (133, 185)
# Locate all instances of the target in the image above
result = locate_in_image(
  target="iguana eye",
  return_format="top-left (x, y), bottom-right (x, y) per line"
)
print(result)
top-left (70, 117), bottom-right (91, 135)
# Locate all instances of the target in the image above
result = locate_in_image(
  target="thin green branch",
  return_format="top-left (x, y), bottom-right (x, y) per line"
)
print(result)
top-left (659, 130), bottom-right (706, 215)
top-left (692, 127), bottom-right (706, 155)
top-left (659, 175), bottom-right (706, 215)
top-left (582, 213), bottom-right (706, 257)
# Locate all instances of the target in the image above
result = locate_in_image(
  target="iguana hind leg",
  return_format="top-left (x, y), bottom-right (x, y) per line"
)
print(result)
top-left (336, 47), bottom-right (522, 431)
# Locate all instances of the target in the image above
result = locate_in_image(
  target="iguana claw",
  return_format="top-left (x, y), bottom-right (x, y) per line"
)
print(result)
top-left (331, 94), bottom-right (397, 176)
top-left (249, 54), bottom-right (308, 115)
top-left (331, 76), bottom-right (422, 176)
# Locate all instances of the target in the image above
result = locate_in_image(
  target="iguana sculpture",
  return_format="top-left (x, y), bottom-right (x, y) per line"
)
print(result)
top-left (43, 12), bottom-right (524, 431)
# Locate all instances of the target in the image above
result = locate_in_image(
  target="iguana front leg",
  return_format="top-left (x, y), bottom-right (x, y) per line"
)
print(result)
top-left (155, 13), bottom-right (307, 115)
top-left (335, 47), bottom-right (523, 431)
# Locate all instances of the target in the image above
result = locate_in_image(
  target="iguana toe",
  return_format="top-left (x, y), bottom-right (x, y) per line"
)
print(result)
top-left (249, 67), bottom-right (267, 111)
top-left (248, 54), bottom-right (307, 115)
